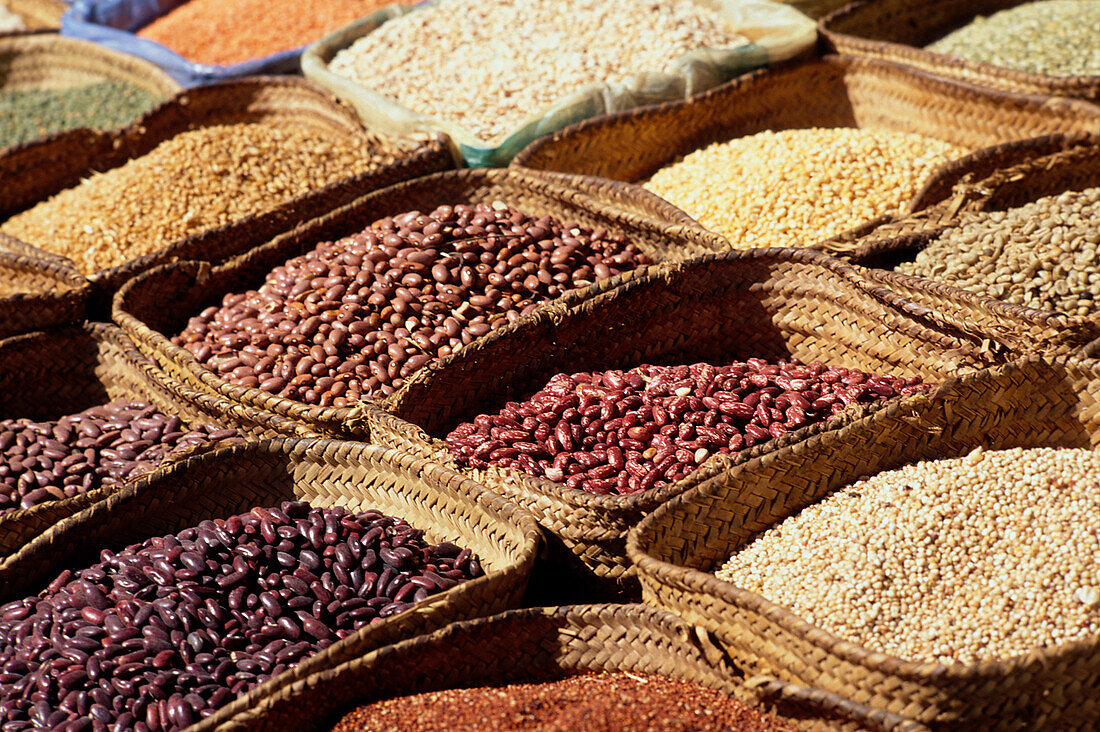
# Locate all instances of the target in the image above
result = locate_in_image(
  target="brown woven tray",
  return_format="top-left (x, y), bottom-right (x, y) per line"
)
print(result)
top-left (0, 248), bottom-right (87, 339)
top-left (0, 437), bottom-right (541, 728)
top-left (209, 603), bottom-right (890, 732)
top-left (367, 247), bottom-right (1097, 599)
top-left (1, 0), bottom-right (65, 31)
top-left (512, 56), bottom-right (1100, 249)
top-left (837, 133), bottom-right (1100, 272)
top-left (0, 76), bottom-right (455, 314)
top-left (0, 322), bottom-right (278, 557)
top-left (112, 167), bottom-right (726, 442)
top-left (819, 0), bottom-right (1100, 104)
top-left (627, 355), bottom-right (1100, 729)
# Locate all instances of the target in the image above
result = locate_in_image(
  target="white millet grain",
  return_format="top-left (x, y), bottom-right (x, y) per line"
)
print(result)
top-left (927, 0), bottom-right (1100, 78)
top-left (643, 127), bottom-right (965, 248)
top-left (716, 446), bottom-right (1100, 665)
top-left (0, 3), bottom-right (25, 33)
top-left (897, 187), bottom-right (1100, 317)
top-left (1, 123), bottom-right (395, 275)
top-left (328, 0), bottom-right (747, 141)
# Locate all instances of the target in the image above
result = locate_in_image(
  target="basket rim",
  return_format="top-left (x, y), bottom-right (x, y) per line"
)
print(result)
top-left (625, 356), bottom-right (1100, 682)
top-left (819, 0), bottom-right (1100, 92)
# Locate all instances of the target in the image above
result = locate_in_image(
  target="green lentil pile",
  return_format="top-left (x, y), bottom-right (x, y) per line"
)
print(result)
top-left (0, 123), bottom-right (388, 275)
top-left (0, 81), bottom-right (162, 149)
top-left (717, 446), bottom-right (1100, 665)
top-left (926, 0), bottom-right (1100, 77)
top-left (896, 187), bottom-right (1100, 316)
top-left (643, 127), bottom-right (966, 248)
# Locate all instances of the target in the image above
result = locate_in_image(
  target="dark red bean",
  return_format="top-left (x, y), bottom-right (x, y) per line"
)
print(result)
top-left (446, 359), bottom-right (929, 496)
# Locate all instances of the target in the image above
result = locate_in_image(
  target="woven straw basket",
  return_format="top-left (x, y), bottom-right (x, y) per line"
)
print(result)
top-left (369, 248), bottom-right (1097, 599)
top-left (208, 603), bottom-right (885, 732)
top-left (0, 76), bottom-right (454, 314)
top-left (837, 134), bottom-right (1100, 272)
top-left (0, 248), bottom-right (88, 340)
top-left (1, 0), bottom-right (66, 32)
top-left (112, 167), bottom-right (726, 442)
top-left (627, 355), bottom-right (1100, 729)
top-left (0, 437), bottom-right (542, 728)
top-left (820, 0), bottom-right (1100, 104)
top-left (512, 56), bottom-right (1100, 250)
top-left (0, 322), bottom-right (277, 557)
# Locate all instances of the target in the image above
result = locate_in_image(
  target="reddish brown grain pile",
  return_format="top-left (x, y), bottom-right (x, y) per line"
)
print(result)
top-left (332, 671), bottom-right (796, 731)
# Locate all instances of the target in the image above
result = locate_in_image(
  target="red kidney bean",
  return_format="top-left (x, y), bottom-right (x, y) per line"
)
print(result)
top-left (0, 502), bottom-right (483, 731)
top-left (0, 401), bottom-right (241, 515)
top-left (173, 204), bottom-right (652, 405)
top-left (446, 359), bottom-right (930, 495)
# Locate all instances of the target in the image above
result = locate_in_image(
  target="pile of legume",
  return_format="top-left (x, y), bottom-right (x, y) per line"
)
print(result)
top-left (138, 0), bottom-right (412, 66)
top-left (717, 446), bottom-right (1100, 665)
top-left (0, 500), bottom-right (483, 730)
top-left (926, 1), bottom-right (1100, 78)
top-left (0, 3), bottom-right (26, 33)
top-left (0, 82), bottom-right (161, 150)
top-left (1, 123), bottom-right (388, 275)
top-left (0, 400), bottom-right (238, 513)
top-left (896, 187), bottom-right (1100, 316)
top-left (327, 0), bottom-right (748, 141)
top-left (445, 360), bottom-right (928, 495)
top-left (643, 128), bottom-right (966, 248)
top-left (333, 671), bottom-right (797, 731)
top-left (173, 203), bottom-right (651, 403)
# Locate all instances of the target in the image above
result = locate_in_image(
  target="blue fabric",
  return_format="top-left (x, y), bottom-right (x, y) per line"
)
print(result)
top-left (61, 0), bottom-right (303, 87)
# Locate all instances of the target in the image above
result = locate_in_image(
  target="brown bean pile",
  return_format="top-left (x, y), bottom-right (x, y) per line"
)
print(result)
top-left (0, 501), bottom-right (483, 731)
top-left (333, 670), bottom-right (797, 731)
top-left (174, 204), bottom-right (652, 403)
top-left (0, 401), bottom-right (238, 514)
top-left (0, 123), bottom-right (395, 275)
top-left (446, 360), bottom-right (928, 495)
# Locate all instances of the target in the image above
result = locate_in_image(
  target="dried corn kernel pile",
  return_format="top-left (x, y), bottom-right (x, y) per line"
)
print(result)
top-left (643, 127), bottom-right (965, 248)
top-left (717, 446), bottom-right (1100, 665)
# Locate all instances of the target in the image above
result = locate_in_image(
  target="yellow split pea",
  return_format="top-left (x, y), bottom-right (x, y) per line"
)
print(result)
top-left (643, 127), bottom-right (966, 249)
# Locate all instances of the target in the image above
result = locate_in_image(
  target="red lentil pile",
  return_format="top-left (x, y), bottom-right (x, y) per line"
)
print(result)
top-left (332, 671), bottom-right (797, 731)
top-left (446, 359), bottom-right (928, 495)
top-left (137, 0), bottom-right (415, 66)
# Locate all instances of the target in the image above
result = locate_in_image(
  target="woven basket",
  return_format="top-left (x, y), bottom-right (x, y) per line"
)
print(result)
top-left (512, 56), bottom-right (1100, 250)
top-left (1, 0), bottom-right (65, 31)
top-left (0, 321), bottom-right (275, 557)
top-left (112, 167), bottom-right (726, 443)
top-left (0, 437), bottom-right (542, 727)
top-left (206, 603), bottom-right (893, 732)
top-left (0, 248), bottom-right (87, 339)
top-left (367, 247), bottom-right (1096, 599)
top-left (837, 134), bottom-right (1100, 272)
top-left (0, 76), bottom-right (454, 315)
top-left (820, 0), bottom-right (1100, 104)
top-left (627, 355), bottom-right (1100, 729)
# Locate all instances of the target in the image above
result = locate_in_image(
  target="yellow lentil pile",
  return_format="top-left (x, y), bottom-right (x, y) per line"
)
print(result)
top-left (0, 124), bottom-right (390, 275)
top-left (643, 128), bottom-right (966, 248)
top-left (897, 187), bottom-right (1100, 316)
top-left (716, 446), bottom-right (1100, 665)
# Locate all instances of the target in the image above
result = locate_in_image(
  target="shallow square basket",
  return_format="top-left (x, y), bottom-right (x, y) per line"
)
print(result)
top-left (112, 167), bottom-right (725, 441)
top-left (819, 0), bottom-right (1100, 104)
top-left (0, 437), bottom-right (542, 729)
top-left (626, 355), bottom-right (1100, 729)
top-left (0, 76), bottom-right (454, 315)
top-left (369, 248), bottom-right (1098, 599)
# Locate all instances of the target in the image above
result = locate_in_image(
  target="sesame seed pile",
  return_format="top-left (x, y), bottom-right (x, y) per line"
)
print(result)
top-left (327, 0), bottom-right (748, 142)
top-left (0, 4), bottom-right (26, 33)
top-left (0, 123), bottom-right (393, 275)
top-left (926, 0), bottom-right (1100, 78)
top-left (896, 187), bottom-right (1100, 317)
top-left (643, 127), bottom-right (966, 248)
top-left (716, 446), bottom-right (1100, 665)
